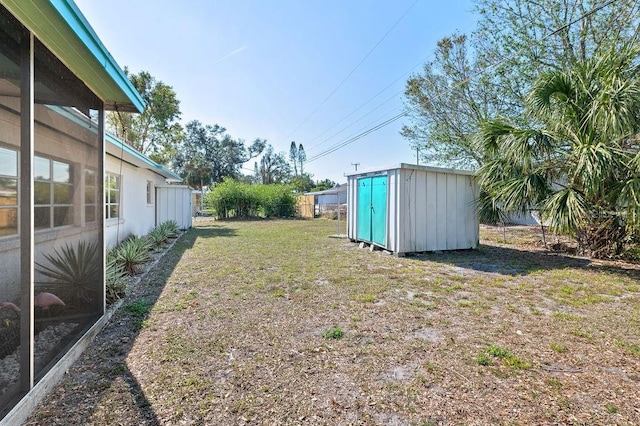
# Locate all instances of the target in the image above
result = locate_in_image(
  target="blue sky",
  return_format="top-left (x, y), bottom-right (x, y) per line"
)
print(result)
top-left (75, 0), bottom-right (477, 184)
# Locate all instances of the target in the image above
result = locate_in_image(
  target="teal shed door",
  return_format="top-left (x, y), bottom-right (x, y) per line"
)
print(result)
top-left (356, 175), bottom-right (387, 246)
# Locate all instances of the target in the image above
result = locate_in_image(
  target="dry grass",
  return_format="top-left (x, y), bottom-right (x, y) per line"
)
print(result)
top-left (26, 219), bottom-right (640, 425)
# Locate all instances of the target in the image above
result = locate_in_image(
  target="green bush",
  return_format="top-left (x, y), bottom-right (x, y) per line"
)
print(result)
top-left (205, 179), bottom-right (296, 219)
top-left (35, 241), bottom-right (100, 308)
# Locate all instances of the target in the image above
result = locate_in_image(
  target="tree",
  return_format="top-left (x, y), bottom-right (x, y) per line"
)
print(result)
top-left (297, 144), bottom-right (306, 175)
top-left (403, 0), bottom-right (640, 169)
top-left (257, 145), bottom-right (291, 184)
top-left (289, 141), bottom-right (298, 176)
top-left (477, 45), bottom-right (640, 258)
top-left (107, 69), bottom-right (183, 164)
top-left (182, 157), bottom-right (212, 190)
top-left (173, 120), bottom-right (265, 185)
top-left (311, 179), bottom-right (336, 192)
top-left (289, 173), bottom-right (314, 193)
top-left (403, 34), bottom-right (504, 169)
top-left (474, 0), bottom-right (640, 110)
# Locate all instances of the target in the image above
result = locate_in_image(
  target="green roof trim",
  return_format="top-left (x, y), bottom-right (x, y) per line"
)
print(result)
top-left (0, 0), bottom-right (145, 113)
top-left (105, 133), bottom-right (183, 182)
top-left (45, 105), bottom-right (182, 182)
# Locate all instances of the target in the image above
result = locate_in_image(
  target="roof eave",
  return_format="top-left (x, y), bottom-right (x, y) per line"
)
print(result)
top-left (1, 0), bottom-right (145, 113)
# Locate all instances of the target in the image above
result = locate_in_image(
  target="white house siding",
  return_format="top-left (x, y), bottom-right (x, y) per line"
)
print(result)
top-left (397, 168), bottom-right (478, 253)
top-left (105, 157), bottom-right (167, 248)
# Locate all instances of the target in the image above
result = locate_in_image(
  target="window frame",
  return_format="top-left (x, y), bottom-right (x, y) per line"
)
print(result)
top-left (33, 154), bottom-right (74, 231)
top-left (0, 145), bottom-right (19, 238)
top-left (105, 172), bottom-right (121, 220)
top-left (146, 180), bottom-right (154, 205)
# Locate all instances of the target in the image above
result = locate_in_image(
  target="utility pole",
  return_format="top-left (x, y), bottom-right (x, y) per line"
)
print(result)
top-left (351, 162), bottom-right (360, 171)
top-left (416, 147), bottom-right (420, 165)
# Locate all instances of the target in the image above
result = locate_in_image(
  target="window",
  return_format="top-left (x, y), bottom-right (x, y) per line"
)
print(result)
top-left (105, 173), bottom-right (120, 220)
top-left (0, 146), bottom-right (18, 237)
top-left (85, 168), bottom-right (98, 222)
top-left (34, 155), bottom-right (74, 230)
top-left (146, 181), bottom-right (154, 205)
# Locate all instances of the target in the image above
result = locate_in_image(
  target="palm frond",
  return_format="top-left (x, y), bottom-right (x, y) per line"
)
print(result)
top-left (542, 187), bottom-right (590, 236)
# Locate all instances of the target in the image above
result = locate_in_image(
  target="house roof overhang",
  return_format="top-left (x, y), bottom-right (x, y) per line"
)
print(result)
top-left (105, 133), bottom-right (183, 182)
top-left (0, 0), bottom-right (145, 113)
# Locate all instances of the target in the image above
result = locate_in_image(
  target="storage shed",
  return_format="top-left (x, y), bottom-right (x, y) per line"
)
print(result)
top-left (347, 164), bottom-right (479, 255)
top-left (156, 185), bottom-right (193, 230)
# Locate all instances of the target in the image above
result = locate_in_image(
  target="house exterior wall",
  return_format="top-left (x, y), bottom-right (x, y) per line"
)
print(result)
top-left (347, 164), bottom-right (479, 254)
top-left (104, 156), bottom-right (167, 248)
top-left (0, 102), bottom-right (102, 312)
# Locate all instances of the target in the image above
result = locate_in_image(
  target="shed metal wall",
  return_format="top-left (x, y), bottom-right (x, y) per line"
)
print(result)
top-left (156, 185), bottom-right (193, 230)
top-left (347, 164), bottom-right (478, 254)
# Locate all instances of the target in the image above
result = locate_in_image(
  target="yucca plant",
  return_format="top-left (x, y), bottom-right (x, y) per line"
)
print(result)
top-left (159, 220), bottom-right (179, 237)
top-left (106, 249), bottom-right (127, 303)
top-left (115, 236), bottom-right (151, 275)
top-left (36, 241), bottom-right (100, 307)
top-left (148, 226), bottom-right (169, 249)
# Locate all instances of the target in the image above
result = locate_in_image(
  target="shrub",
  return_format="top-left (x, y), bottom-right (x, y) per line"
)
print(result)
top-left (148, 226), bottom-right (169, 249)
top-left (205, 178), bottom-right (296, 219)
top-left (36, 241), bottom-right (100, 308)
top-left (106, 249), bottom-right (127, 303)
top-left (115, 236), bottom-right (151, 275)
top-left (159, 220), bottom-right (179, 236)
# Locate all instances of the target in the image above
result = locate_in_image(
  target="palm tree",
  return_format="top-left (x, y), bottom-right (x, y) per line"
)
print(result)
top-left (476, 45), bottom-right (640, 258)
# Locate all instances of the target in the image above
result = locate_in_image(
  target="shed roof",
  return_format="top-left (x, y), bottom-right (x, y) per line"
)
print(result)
top-left (346, 163), bottom-right (476, 178)
top-left (304, 184), bottom-right (348, 196)
top-left (1, 0), bottom-right (144, 113)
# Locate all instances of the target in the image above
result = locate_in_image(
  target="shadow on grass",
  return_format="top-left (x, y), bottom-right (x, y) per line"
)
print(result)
top-left (190, 223), bottom-right (239, 239)
top-left (27, 228), bottom-right (201, 425)
top-left (408, 243), bottom-right (640, 279)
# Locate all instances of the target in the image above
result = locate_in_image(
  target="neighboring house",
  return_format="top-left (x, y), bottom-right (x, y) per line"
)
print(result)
top-left (0, 1), bottom-right (145, 422)
top-left (304, 184), bottom-right (348, 216)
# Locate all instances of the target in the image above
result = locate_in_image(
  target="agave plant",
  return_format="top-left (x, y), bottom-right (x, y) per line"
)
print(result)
top-left (159, 220), bottom-right (179, 237)
top-left (148, 226), bottom-right (169, 249)
top-left (36, 241), bottom-right (100, 306)
top-left (115, 236), bottom-right (151, 275)
top-left (106, 249), bottom-right (127, 303)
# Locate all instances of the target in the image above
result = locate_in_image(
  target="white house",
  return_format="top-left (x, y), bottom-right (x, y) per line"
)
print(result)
top-left (0, 1), bottom-right (178, 422)
top-left (104, 133), bottom-right (190, 248)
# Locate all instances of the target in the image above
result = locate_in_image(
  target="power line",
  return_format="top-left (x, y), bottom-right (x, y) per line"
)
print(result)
top-left (304, 59), bottom-right (422, 153)
top-left (304, 19), bottom-right (482, 154)
top-left (304, 0), bottom-right (625, 165)
top-left (306, 112), bottom-right (407, 163)
top-left (305, 91), bottom-right (402, 154)
top-left (281, 0), bottom-right (419, 143)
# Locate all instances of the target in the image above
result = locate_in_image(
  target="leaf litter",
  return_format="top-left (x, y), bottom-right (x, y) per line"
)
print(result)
top-left (24, 219), bottom-right (640, 425)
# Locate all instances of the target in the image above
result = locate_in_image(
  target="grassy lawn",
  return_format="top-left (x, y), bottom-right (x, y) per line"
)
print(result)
top-left (29, 219), bottom-right (640, 425)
